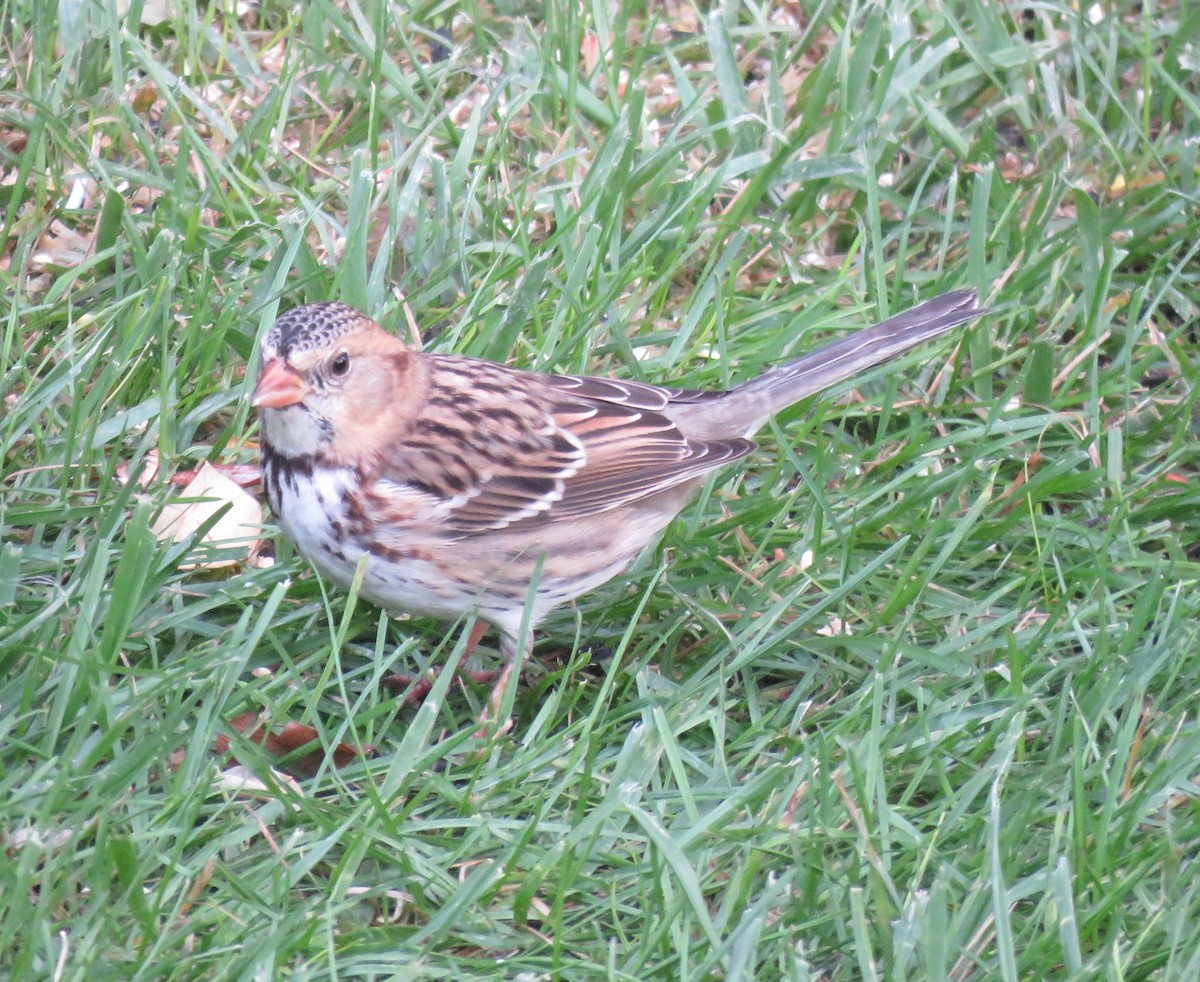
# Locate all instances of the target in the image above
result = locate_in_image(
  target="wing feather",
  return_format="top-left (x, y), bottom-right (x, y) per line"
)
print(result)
top-left (369, 358), bottom-right (752, 536)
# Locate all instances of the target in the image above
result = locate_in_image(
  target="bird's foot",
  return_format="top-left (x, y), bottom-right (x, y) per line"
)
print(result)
top-left (474, 659), bottom-right (516, 741)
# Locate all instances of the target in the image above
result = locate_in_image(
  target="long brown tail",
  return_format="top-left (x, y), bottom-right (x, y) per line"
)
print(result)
top-left (692, 289), bottom-right (985, 437)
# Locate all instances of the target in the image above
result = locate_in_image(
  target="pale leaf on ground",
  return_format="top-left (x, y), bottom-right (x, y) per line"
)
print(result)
top-left (151, 460), bottom-right (263, 569)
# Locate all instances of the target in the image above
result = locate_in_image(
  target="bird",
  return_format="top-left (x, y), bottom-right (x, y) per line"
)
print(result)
top-left (251, 288), bottom-right (984, 728)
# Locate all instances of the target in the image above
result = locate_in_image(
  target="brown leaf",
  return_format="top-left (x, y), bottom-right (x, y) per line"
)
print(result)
top-left (30, 219), bottom-right (92, 272)
top-left (130, 81), bottom-right (158, 115)
top-left (218, 712), bottom-right (376, 779)
top-left (115, 448), bottom-right (160, 487)
top-left (580, 31), bottom-right (601, 75)
top-left (1107, 171), bottom-right (1167, 200)
top-left (169, 462), bottom-right (261, 490)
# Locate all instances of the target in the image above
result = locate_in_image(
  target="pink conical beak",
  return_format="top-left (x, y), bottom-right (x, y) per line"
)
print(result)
top-left (251, 358), bottom-right (308, 408)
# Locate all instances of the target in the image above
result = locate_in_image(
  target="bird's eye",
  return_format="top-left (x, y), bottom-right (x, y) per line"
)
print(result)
top-left (330, 352), bottom-right (350, 377)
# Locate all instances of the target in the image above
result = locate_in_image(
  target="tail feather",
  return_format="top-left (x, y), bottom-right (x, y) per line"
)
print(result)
top-left (693, 289), bottom-right (985, 437)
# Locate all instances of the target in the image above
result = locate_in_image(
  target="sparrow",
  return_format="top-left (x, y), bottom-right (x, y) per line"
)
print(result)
top-left (251, 289), bottom-right (984, 725)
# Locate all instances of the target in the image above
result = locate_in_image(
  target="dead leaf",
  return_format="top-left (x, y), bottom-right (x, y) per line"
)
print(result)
top-left (30, 219), bottom-right (92, 271)
top-left (124, 0), bottom-right (174, 26)
top-left (996, 449), bottom-right (1043, 513)
top-left (115, 448), bottom-right (160, 487)
top-left (130, 80), bottom-right (158, 114)
top-left (581, 31), bottom-right (601, 75)
top-left (151, 460), bottom-right (263, 569)
top-left (212, 763), bottom-right (298, 797)
top-left (169, 461), bottom-right (261, 489)
top-left (217, 712), bottom-right (376, 779)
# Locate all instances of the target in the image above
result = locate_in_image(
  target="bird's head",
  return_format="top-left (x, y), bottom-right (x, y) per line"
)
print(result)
top-left (251, 302), bottom-right (422, 462)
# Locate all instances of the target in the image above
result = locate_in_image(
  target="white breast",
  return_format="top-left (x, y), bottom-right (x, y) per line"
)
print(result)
top-left (266, 461), bottom-right (484, 622)
top-left (270, 464), bottom-right (362, 585)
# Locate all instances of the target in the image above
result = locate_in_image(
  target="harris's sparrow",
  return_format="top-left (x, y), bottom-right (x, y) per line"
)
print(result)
top-left (252, 289), bottom-right (985, 724)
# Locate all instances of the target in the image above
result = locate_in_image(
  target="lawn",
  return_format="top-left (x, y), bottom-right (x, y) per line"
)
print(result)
top-left (2, 0), bottom-right (1199, 978)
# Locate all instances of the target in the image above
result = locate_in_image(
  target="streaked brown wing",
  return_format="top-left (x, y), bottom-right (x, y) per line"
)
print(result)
top-left (373, 360), bottom-right (752, 535)
top-left (545, 372), bottom-right (725, 410)
top-left (539, 391), bottom-right (753, 523)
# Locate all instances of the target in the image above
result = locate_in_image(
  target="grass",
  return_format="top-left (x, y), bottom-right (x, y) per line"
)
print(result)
top-left (2, 0), bottom-right (1199, 978)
